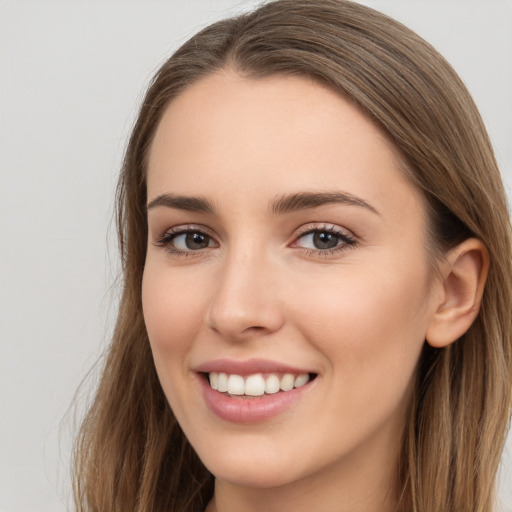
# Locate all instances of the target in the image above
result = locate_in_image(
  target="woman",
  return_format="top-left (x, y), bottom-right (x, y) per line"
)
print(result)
top-left (73, 1), bottom-right (512, 511)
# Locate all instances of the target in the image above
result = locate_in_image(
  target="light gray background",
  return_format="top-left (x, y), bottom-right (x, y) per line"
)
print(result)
top-left (1, 1), bottom-right (511, 511)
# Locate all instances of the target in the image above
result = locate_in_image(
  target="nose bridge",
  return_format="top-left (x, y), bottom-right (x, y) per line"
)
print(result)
top-left (206, 242), bottom-right (283, 340)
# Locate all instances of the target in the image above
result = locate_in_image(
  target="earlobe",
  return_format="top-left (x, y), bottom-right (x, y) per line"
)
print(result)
top-left (426, 238), bottom-right (489, 348)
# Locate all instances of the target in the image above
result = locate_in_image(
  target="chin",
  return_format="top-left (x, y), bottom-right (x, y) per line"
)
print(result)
top-left (194, 436), bottom-right (308, 489)
top-left (207, 458), bottom-right (303, 489)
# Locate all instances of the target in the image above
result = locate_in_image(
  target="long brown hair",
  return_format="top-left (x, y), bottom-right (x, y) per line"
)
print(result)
top-left (73, 1), bottom-right (512, 510)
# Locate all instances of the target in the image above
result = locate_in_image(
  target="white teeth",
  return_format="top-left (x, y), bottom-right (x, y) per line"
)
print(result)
top-left (217, 372), bottom-right (229, 392)
top-left (208, 371), bottom-right (311, 396)
top-left (294, 374), bottom-right (309, 387)
top-left (280, 373), bottom-right (295, 391)
top-left (245, 374), bottom-right (266, 396)
top-left (227, 374), bottom-right (245, 395)
top-left (265, 374), bottom-right (281, 394)
top-left (209, 372), bottom-right (219, 390)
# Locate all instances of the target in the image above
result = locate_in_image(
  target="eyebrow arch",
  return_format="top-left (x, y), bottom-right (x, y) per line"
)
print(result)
top-left (270, 191), bottom-right (379, 215)
top-left (147, 193), bottom-right (215, 213)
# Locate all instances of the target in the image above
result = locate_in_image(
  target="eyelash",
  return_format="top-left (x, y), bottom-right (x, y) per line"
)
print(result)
top-left (155, 224), bottom-right (216, 257)
top-left (292, 223), bottom-right (357, 256)
top-left (155, 223), bottom-right (357, 257)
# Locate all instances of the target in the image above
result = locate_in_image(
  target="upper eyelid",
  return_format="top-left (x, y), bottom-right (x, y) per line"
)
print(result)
top-left (155, 226), bottom-right (218, 256)
top-left (293, 222), bottom-right (356, 238)
top-left (157, 222), bottom-right (353, 235)
top-left (290, 223), bottom-right (358, 252)
top-left (157, 223), bottom-right (215, 238)
top-left (154, 225), bottom-right (219, 251)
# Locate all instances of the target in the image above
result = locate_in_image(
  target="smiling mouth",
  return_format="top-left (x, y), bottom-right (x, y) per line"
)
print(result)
top-left (205, 372), bottom-right (317, 398)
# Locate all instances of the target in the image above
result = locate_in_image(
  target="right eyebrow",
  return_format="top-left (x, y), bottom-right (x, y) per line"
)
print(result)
top-left (147, 193), bottom-right (215, 214)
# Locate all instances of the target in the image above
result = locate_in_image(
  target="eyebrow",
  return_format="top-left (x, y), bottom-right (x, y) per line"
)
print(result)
top-left (270, 191), bottom-right (380, 216)
top-left (147, 193), bottom-right (215, 213)
top-left (146, 190), bottom-right (379, 216)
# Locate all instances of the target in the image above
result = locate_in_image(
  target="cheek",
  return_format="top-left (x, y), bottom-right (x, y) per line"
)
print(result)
top-left (296, 270), bottom-right (429, 448)
top-left (141, 263), bottom-right (212, 421)
top-left (141, 264), bottom-right (207, 360)
top-left (292, 260), bottom-right (430, 388)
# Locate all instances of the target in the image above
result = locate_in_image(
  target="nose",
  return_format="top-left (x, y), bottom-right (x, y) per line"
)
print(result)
top-left (205, 250), bottom-right (285, 342)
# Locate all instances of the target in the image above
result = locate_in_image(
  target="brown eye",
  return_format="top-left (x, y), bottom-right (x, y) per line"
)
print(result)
top-left (172, 232), bottom-right (213, 250)
top-left (296, 230), bottom-right (352, 251)
top-left (312, 231), bottom-right (339, 250)
top-left (156, 227), bottom-right (217, 255)
top-left (292, 225), bottom-right (357, 255)
top-left (184, 232), bottom-right (211, 250)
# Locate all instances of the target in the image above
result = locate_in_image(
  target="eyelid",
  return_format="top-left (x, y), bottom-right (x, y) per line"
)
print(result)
top-left (155, 223), bottom-right (215, 240)
top-left (290, 223), bottom-right (357, 254)
top-left (153, 222), bottom-right (357, 257)
top-left (155, 224), bottom-right (219, 255)
top-left (293, 222), bottom-right (356, 239)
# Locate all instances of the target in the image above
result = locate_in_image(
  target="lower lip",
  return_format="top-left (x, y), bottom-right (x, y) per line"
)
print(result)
top-left (198, 375), bottom-right (313, 424)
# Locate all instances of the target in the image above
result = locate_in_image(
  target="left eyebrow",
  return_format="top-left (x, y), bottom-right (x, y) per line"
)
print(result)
top-left (270, 191), bottom-right (380, 216)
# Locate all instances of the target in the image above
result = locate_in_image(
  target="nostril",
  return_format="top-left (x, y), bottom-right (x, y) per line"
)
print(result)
top-left (242, 325), bottom-right (266, 333)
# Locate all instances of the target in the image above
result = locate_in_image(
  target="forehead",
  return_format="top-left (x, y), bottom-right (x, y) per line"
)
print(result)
top-left (147, 70), bottom-right (424, 222)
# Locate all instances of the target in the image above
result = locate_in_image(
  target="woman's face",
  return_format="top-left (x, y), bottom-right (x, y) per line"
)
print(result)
top-left (142, 71), bottom-right (441, 493)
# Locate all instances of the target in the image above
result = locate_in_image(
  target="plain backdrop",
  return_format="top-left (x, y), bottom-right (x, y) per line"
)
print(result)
top-left (1, 1), bottom-right (511, 511)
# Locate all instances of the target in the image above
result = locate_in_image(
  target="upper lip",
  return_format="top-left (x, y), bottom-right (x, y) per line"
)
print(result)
top-left (194, 358), bottom-right (314, 376)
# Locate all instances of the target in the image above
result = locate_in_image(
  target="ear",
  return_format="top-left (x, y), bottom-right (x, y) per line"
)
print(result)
top-left (426, 238), bottom-right (489, 348)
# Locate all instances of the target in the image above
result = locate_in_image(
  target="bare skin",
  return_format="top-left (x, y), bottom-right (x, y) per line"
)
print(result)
top-left (142, 70), bottom-right (488, 512)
